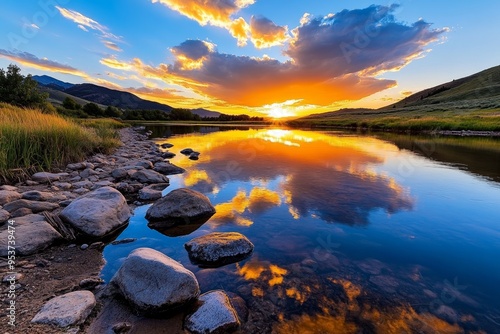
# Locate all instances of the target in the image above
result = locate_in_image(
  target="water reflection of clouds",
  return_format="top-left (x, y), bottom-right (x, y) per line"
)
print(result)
top-left (236, 257), bottom-right (288, 289)
top-left (165, 129), bottom-right (414, 226)
top-left (208, 187), bottom-right (282, 227)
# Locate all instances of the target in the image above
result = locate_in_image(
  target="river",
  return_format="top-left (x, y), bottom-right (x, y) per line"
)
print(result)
top-left (101, 125), bottom-right (500, 333)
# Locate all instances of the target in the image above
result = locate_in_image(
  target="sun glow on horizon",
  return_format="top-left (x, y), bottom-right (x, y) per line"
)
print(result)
top-left (267, 106), bottom-right (296, 119)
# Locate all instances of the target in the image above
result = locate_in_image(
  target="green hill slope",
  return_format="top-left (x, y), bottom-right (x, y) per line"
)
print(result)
top-left (290, 65), bottom-right (500, 132)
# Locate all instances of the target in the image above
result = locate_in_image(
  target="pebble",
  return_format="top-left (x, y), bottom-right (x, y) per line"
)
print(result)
top-left (80, 244), bottom-right (89, 250)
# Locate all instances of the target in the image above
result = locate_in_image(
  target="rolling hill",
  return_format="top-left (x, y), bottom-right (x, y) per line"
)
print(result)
top-left (383, 65), bottom-right (500, 110)
top-left (290, 65), bottom-right (500, 131)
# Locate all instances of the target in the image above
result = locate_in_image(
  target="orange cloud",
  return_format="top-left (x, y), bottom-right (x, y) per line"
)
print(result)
top-left (152, 0), bottom-right (253, 44)
top-left (152, 0), bottom-right (286, 48)
top-left (250, 16), bottom-right (289, 49)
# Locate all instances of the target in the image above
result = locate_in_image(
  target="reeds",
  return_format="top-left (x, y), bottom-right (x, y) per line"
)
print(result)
top-left (0, 103), bottom-right (123, 181)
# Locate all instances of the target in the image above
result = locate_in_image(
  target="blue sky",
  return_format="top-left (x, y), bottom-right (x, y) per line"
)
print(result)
top-left (0, 1), bottom-right (499, 117)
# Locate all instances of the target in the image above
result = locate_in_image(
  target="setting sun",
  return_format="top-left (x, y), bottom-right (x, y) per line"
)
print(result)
top-left (267, 107), bottom-right (295, 119)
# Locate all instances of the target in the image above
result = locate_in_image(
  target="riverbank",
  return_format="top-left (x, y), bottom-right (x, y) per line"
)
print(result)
top-left (0, 126), bottom-right (176, 333)
top-left (287, 108), bottom-right (500, 136)
top-left (0, 103), bottom-right (127, 183)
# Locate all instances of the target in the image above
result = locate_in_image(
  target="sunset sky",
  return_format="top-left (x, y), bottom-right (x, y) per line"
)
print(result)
top-left (1, 1), bottom-right (499, 118)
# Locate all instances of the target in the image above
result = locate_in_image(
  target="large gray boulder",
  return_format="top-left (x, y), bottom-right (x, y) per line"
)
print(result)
top-left (153, 162), bottom-right (185, 175)
top-left (3, 199), bottom-right (59, 213)
top-left (60, 186), bottom-right (131, 238)
top-left (0, 190), bottom-right (21, 205)
top-left (185, 290), bottom-right (240, 334)
top-left (0, 222), bottom-right (63, 256)
top-left (131, 170), bottom-right (169, 184)
top-left (185, 232), bottom-right (254, 267)
top-left (31, 291), bottom-right (96, 327)
top-left (146, 188), bottom-right (216, 227)
top-left (111, 248), bottom-right (200, 315)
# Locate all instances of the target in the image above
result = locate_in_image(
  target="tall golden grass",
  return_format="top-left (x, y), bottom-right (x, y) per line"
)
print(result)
top-left (0, 103), bottom-right (123, 181)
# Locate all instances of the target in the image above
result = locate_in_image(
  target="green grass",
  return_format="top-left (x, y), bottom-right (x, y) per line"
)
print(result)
top-left (289, 109), bottom-right (500, 132)
top-left (0, 103), bottom-right (124, 182)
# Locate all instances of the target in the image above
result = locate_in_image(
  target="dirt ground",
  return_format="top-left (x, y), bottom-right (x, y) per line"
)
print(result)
top-left (0, 243), bottom-right (104, 334)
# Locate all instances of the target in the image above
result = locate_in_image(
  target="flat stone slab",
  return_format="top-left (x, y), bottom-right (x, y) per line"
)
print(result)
top-left (185, 290), bottom-right (240, 334)
top-left (3, 199), bottom-right (59, 213)
top-left (0, 190), bottom-right (21, 206)
top-left (21, 191), bottom-right (55, 201)
top-left (185, 232), bottom-right (254, 267)
top-left (0, 221), bottom-right (62, 256)
top-left (31, 291), bottom-right (96, 327)
top-left (60, 186), bottom-right (131, 239)
top-left (111, 248), bottom-right (200, 315)
top-left (31, 172), bottom-right (69, 183)
top-left (131, 170), bottom-right (169, 184)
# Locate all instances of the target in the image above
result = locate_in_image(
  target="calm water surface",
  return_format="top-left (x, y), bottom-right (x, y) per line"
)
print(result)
top-left (102, 126), bottom-right (500, 333)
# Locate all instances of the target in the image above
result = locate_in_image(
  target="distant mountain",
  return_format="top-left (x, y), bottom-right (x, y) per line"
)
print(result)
top-left (33, 75), bottom-right (74, 90)
top-left (34, 75), bottom-right (225, 116)
top-left (64, 84), bottom-right (173, 111)
top-left (191, 108), bottom-right (221, 118)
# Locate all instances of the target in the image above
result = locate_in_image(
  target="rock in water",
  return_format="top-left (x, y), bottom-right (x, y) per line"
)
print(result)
top-left (146, 188), bottom-right (215, 227)
top-left (189, 152), bottom-right (200, 161)
top-left (131, 170), bottom-right (169, 184)
top-left (185, 232), bottom-right (254, 267)
top-left (180, 148), bottom-right (194, 155)
top-left (153, 162), bottom-right (185, 175)
top-left (111, 248), bottom-right (200, 315)
top-left (31, 291), bottom-right (96, 327)
top-left (185, 290), bottom-right (240, 334)
top-left (138, 187), bottom-right (163, 201)
top-left (60, 186), bottom-right (131, 239)
top-left (0, 221), bottom-right (63, 256)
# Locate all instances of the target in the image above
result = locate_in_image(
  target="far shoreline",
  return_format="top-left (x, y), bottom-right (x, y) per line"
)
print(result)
top-left (124, 120), bottom-right (500, 138)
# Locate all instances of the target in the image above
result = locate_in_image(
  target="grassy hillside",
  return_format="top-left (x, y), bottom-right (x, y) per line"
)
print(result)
top-left (0, 103), bottom-right (124, 181)
top-left (290, 65), bottom-right (500, 132)
top-left (384, 65), bottom-right (500, 110)
top-left (39, 85), bottom-right (105, 108)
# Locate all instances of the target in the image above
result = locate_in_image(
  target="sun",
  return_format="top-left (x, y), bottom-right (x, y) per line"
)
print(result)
top-left (267, 107), bottom-right (296, 119)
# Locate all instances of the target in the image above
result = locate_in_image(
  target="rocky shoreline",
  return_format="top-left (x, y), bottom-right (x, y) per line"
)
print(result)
top-left (0, 127), bottom-right (251, 333)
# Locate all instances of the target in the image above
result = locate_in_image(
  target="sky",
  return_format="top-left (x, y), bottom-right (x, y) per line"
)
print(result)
top-left (0, 1), bottom-right (499, 118)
